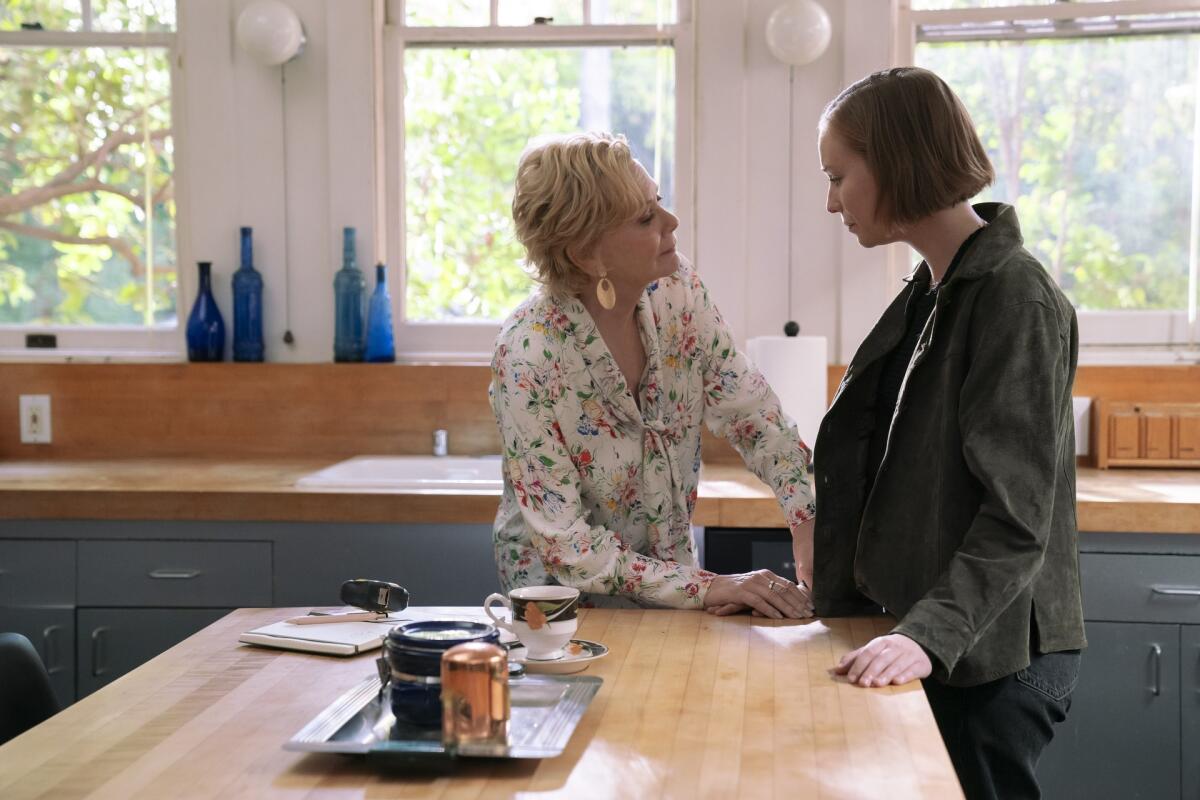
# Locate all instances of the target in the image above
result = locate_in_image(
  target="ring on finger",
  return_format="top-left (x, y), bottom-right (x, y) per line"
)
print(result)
top-left (769, 579), bottom-right (785, 594)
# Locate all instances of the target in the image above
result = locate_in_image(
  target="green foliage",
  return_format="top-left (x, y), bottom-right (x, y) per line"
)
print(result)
top-left (920, 34), bottom-right (1194, 311)
top-left (403, 44), bottom-right (674, 322)
top-left (0, 1), bottom-right (175, 326)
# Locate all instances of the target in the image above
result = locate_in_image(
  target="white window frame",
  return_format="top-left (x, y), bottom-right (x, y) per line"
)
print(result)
top-left (381, 0), bottom-right (694, 362)
top-left (895, 0), bottom-right (1200, 355)
top-left (0, 14), bottom-right (183, 361)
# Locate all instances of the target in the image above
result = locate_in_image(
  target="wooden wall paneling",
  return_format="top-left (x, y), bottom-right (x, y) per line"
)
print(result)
top-left (3, 363), bottom-right (1198, 461)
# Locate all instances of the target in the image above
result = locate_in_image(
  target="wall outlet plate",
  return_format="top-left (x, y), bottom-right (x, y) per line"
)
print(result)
top-left (19, 394), bottom-right (52, 444)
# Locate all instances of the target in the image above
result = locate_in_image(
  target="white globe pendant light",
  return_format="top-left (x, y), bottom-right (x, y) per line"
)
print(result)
top-left (765, 0), bottom-right (832, 67)
top-left (235, 0), bottom-right (306, 66)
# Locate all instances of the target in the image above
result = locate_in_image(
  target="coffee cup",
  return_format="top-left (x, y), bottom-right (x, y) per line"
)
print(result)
top-left (483, 585), bottom-right (580, 660)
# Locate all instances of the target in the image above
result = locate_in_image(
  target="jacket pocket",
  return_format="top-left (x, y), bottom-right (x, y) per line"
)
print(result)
top-left (1015, 649), bottom-right (1081, 702)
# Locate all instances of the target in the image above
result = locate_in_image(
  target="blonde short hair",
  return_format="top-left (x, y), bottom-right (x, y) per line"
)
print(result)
top-left (511, 132), bottom-right (645, 299)
top-left (820, 67), bottom-right (994, 227)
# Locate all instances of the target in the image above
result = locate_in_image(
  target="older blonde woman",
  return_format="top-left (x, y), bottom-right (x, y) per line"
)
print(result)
top-left (489, 132), bottom-right (816, 618)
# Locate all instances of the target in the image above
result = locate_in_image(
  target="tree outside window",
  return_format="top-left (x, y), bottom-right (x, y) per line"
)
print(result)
top-left (918, 33), bottom-right (1194, 312)
top-left (0, 1), bottom-right (175, 329)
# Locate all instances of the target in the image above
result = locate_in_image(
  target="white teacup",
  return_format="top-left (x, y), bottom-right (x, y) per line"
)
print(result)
top-left (484, 585), bottom-right (580, 661)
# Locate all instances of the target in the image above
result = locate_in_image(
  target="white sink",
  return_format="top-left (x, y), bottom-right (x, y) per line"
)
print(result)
top-left (296, 455), bottom-right (503, 492)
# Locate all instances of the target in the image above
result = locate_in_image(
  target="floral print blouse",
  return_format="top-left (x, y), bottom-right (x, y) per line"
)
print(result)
top-left (490, 258), bottom-right (816, 609)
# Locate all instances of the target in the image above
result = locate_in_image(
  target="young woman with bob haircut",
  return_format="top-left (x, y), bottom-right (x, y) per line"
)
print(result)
top-left (811, 67), bottom-right (1086, 799)
top-left (490, 131), bottom-right (818, 617)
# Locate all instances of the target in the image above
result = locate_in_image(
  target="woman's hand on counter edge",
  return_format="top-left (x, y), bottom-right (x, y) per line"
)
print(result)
top-left (703, 570), bottom-right (813, 619)
top-left (831, 633), bottom-right (932, 687)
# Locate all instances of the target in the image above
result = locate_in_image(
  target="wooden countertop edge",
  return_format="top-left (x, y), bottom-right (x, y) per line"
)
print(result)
top-left (0, 460), bottom-right (1197, 533)
top-left (0, 489), bottom-right (1196, 533)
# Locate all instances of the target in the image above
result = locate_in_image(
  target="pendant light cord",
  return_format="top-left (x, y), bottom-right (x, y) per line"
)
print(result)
top-left (281, 65), bottom-right (295, 345)
top-left (786, 65), bottom-right (795, 327)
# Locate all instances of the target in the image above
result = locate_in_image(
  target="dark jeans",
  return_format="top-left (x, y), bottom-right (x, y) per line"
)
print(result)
top-left (922, 650), bottom-right (1080, 800)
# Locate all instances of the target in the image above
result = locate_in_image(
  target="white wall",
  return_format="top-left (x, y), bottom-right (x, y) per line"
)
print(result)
top-left (177, 0), bottom-right (894, 364)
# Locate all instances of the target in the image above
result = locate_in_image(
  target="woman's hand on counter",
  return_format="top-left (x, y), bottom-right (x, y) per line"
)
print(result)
top-left (832, 633), bottom-right (932, 687)
top-left (703, 570), bottom-right (813, 619)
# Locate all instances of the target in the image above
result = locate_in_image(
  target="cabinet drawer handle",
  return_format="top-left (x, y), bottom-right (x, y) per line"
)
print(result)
top-left (1150, 644), bottom-right (1162, 697)
top-left (41, 625), bottom-right (62, 675)
top-left (148, 568), bottom-right (201, 580)
top-left (91, 626), bottom-right (110, 677)
top-left (1151, 586), bottom-right (1200, 597)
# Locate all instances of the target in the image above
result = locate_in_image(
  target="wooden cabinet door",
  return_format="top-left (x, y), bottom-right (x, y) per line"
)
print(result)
top-left (1109, 412), bottom-right (1140, 460)
top-left (1142, 414), bottom-right (1172, 459)
top-left (1038, 621), bottom-right (1180, 800)
top-left (1175, 414), bottom-right (1200, 460)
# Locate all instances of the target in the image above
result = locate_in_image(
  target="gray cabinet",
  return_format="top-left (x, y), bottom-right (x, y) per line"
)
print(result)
top-left (78, 540), bottom-right (271, 607)
top-left (0, 540), bottom-right (76, 709)
top-left (0, 540), bottom-right (75, 606)
top-left (76, 608), bottom-right (229, 697)
top-left (1184, 626), bottom-right (1200, 800)
top-left (0, 519), bottom-right (501, 707)
top-left (72, 539), bottom-right (270, 698)
top-left (0, 606), bottom-right (74, 709)
top-left (1037, 536), bottom-right (1200, 800)
top-left (1039, 622), bottom-right (1181, 799)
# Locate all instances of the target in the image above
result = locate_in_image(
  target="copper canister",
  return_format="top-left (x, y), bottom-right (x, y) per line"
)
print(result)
top-left (440, 642), bottom-right (509, 749)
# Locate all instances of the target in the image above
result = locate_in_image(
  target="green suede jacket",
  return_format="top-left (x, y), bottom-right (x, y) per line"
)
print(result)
top-left (813, 202), bottom-right (1087, 687)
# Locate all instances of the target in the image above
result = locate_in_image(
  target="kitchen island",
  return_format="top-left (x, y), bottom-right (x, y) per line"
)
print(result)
top-left (0, 607), bottom-right (961, 799)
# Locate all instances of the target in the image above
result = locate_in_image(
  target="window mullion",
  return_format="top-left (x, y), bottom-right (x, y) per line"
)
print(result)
top-left (490, 0), bottom-right (499, 27)
top-left (82, 0), bottom-right (93, 32)
top-left (911, 0), bottom-right (1200, 26)
top-left (0, 31), bottom-right (175, 47)
top-left (1191, 43), bottom-right (1200, 348)
top-left (399, 25), bottom-right (677, 47)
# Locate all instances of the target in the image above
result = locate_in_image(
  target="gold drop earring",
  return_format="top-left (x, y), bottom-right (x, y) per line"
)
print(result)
top-left (596, 268), bottom-right (616, 310)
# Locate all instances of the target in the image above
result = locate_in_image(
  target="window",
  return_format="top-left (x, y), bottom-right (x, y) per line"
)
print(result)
top-left (385, 0), bottom-right (689, 359)
top-left (897, 0), bottom-right (1200, 352)
top-left (0, 0), bottom-right (177, 357)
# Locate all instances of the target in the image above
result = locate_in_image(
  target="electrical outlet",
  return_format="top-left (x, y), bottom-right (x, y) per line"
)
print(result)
top-left (19, 394), bottom-right (52, 444)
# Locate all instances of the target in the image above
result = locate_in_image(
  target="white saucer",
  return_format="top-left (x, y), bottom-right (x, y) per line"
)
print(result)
top-left (506, 639), bottom-right (609, 674)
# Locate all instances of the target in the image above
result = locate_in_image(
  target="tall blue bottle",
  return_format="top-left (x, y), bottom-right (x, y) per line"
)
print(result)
top-left (186, 261), bottom-right (225, 362)
top-left (333, 227), bottom-right (367, 362)
top-left (365, 263), bottom-right (395, 363)
top-left (232, 226), bottom-right (265, 362)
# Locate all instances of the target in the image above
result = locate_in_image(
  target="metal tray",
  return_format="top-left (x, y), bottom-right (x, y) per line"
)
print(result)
top-left (285, 673), bottom-right (602, 758)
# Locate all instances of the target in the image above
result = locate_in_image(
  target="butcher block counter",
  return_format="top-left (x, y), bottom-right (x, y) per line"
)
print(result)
top-left (0, 459), bottom-right (1196, 533)
top-left (0, 607), bottom-right (962, 800)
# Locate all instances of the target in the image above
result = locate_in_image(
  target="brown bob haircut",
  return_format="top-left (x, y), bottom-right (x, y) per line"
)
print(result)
top-left (819, 67), bottom-right (995, 227)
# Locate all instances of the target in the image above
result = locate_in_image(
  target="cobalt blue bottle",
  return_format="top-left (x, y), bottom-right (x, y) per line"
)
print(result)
top-left (365, 263), bottom-right (395, 363)
top-left (186, 261), bottom-right (225, 362)
top-left (232, 227), bottom-right (265, 362)
top-left (333, 227), bottom-right (367, 362)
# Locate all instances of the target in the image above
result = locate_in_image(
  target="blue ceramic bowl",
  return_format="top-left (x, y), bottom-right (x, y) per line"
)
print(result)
top-left (383, 620), bottom-right (500, 727)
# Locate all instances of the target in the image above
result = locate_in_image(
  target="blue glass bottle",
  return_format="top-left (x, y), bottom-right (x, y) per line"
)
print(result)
top-left (186, 261), bottom-right (225, 362)
top-left (365, 263), bottom-right (395, 363)
top-left (333, 227), bottom-right (366, 362)
top-left (232, 227), bottom-right (265, 362)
